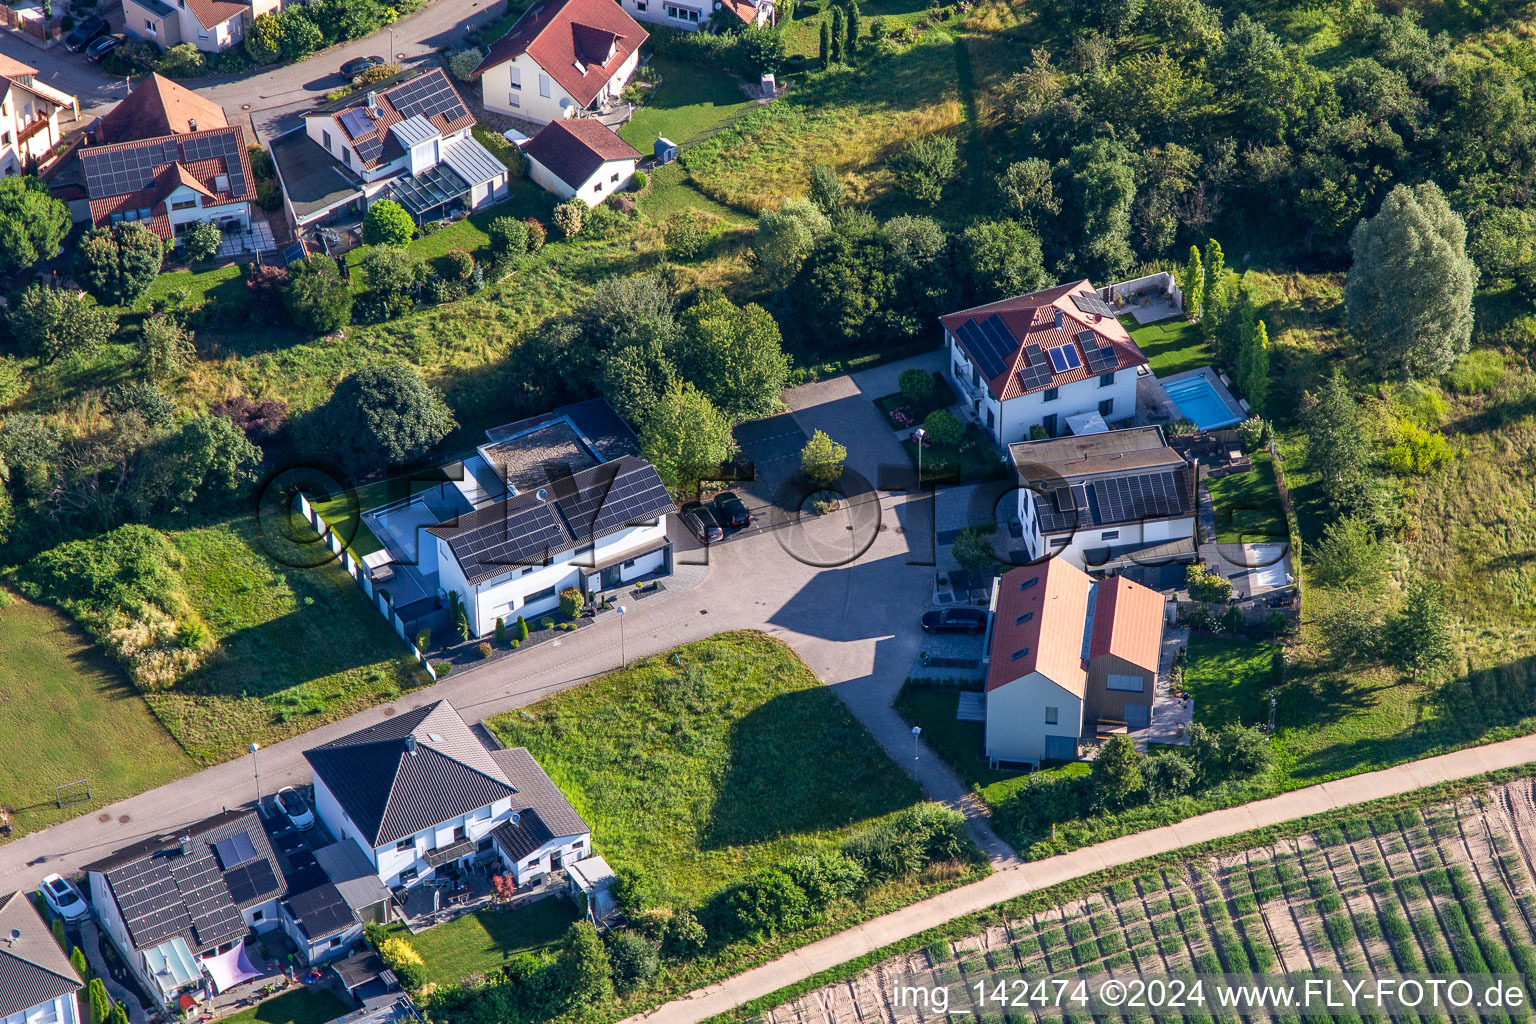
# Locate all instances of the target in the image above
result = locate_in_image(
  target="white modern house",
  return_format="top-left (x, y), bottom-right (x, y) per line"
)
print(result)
top-left (305, 700), bottom-right (591, 891)
top-left (617, 0), bottom-right (772, 30)
top-left (122, 0), bottom-right (278, 52)
top-left (83, 811), bottom-right (286, 1009)
top-left (522, 118), bottom-right (640, 206)
top-left (0, 55), bottom-right (77, 179)
top-left (1009, 426), bottom-right (1197, 571)
top-left (269, 69), bottom-right (508, 230)
top-left (983, 560), bottom-right (1165, 766)
top-left (940, 280), bottom-right (1148, 446)
top-left (0, 891), bottom-right (83, 1024)
top-left (471, 0), bottom-right (646, 123)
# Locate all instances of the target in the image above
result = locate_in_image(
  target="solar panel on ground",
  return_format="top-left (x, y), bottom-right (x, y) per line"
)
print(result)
top-left (281, 242), bottom-right (306, 265)
top-left (1071, 292), bottom-right (1116, 318)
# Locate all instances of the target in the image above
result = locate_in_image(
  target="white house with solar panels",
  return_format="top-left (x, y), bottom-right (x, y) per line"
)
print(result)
top-left (359, 400), bottom-right (674, 641)
top-left (938, 280), bottom-right (1148, 447)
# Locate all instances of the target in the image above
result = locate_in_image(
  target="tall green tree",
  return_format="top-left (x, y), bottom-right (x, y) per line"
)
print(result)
top-left (959, 220), bottom-right (1046, 301)
top-left (322, 364), bottom-right (455, 470)
top-left (808, 163), bottom-right (844, 214)
top-left (640, 381), bottom-right (737, 492)
top-left (1065, 139), bottom-right (1136, 280)
top-left (1237, 319), bottom-right (1269, 414)
top-left (138, 314), bottom-right (195, 382)
top-left (1344, 181), bottom-right (1477, 380)
top-left (1182, 245), bottom-right (1204, 320)
top-left (1090, 734), bottom-right (1146, 808)
top-left (555, 922), bottom-right (614, 1013)
top-left (244, 11), bottom-right (282, 61)
top-left (819, 19), bottom-right (830, 68)
top-left (284, 256), bottom-right (354, 333)
top-left (1384, 577), bottom-right (1455, 683)
top-left (0, 175), bottom-right (71, 274)
top-left (676, 293), bottom-right (790, 420)
top-left (1203, 238), bottom-right (1225, 300)
top-left (845, 0), bottom-right (859, 51)
top-left (830, 6), bottom-right (845, 61)
top-left (997, 158), bottom-right (1060, 227)
top-left (9, 286), bottom-right (117, 365)
top-left (74, 224), bottom-right (163, 306)
top-left (892, 135), bottom-right (956, 206)
top-left (87, 979), bottom-right (111, 1024)
top-left (1313, 513), bottom-right (1388, 594)
top-left (755, 198), bottom-right (829, 286)
top-left (1303, 369), bottom-right (1373, 515)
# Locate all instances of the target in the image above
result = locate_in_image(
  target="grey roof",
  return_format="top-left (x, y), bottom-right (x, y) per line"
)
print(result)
top-left (303, 701), bottom-right (516, 847)
top-left (492, 812), bottom-right (553, 860)
top-left (313, 842), bottom-right (393, 912)
top-left (81, 810), bottom-right (286, 954)
top-left (389, 114), bottom-right (441, 150)
top-left (1009, 426), bottom-right (1184, 482)
top-left (483, 399), bottom-right (640, 461)
top-left (284, 883), bottom-right (356, 942)
top-left (426, 455), bottom-right (672, 585)
top-left (0, 892), bottom-right (82, 1018)
top-left (440, 133), bottom-right (508, 188)
top-left (1033, 467), bottom-right (1193, 533)
top-left (333, 950), bottom-right (387, 991)
top-left (491, 747), bottom-right (590, 847)
top-left (481, 420), bottom-right (600, 495)
top-left (268, 130), bottom-right (364, 221)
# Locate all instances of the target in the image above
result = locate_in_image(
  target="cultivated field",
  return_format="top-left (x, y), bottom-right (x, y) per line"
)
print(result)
top-left (761, 778), bottom-right (1536, 1024)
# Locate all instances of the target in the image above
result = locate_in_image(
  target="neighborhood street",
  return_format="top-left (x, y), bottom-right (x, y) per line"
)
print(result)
top-left (0, 352), bottom-right (1013, 895)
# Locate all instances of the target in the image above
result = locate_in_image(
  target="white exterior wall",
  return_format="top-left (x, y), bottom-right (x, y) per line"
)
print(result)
top-left (1022, 501), bottom-right (1195, 571)
top-left (527, 154), bottom-right (637, 206)
top-left (983, 673), bottom-right (1083, 766)
top-left (371, 797), bottom-right (513, 887)
top-left (1, 992), bottom-right (79, 1024)
top-left (163, 184), bottom-right (252, 237)
top-left (242, 896), bottom-right (279, 933)
top-left (479, 49), bottom-right (639, 123)
top-left (280, 906), bottom-right (363, 965)
top-left (501, 832), bottom-right (591, 885)
top-left (0, 88), bottom-right (62, 179)
top-left (87, 872), bottom-right (164, 1004)
top-left (948, 331), bottom-right (1138, 446)
top-left (313, 773), bottom-right (371, 868)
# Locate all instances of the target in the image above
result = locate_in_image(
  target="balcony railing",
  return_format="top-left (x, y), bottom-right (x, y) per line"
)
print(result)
top-left (16, 115), bottom-right (51, 145)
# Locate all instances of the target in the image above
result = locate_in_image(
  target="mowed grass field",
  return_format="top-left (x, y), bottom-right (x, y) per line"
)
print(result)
top-left (487, 631), bottom-right (926, 908)
top-left (218, 988), bottom-right (350, 1024)
top-left (388, 898), bottom-right (580, 989)
top-left (1121, 315), bottom-right (1212, 379)
top-left (1206, 454), bottom-right (1289, 545)
top-left (0, 588), bottom-right (194, 837)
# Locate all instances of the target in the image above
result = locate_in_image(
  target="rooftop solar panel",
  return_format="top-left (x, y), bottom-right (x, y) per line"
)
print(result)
top-left (1071, 292), bottom-right (1116, 317)
top-left (955, 320), bottom-right (1007, 381)
top-left (339, 108), bottom-right (373, 140)
top-left (1085, 345), bottom-right (1118, 372)
top-left (354, 136), bottom-right (384, 165)
top-left (213, 832), bottom-right (257, 870)
top-left (1047, 346), bottom-right (1082, 373)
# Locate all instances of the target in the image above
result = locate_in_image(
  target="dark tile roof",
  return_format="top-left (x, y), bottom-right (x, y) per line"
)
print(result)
top-left (491, 812), bottom-right (553, 860)
top-left (82, 810), bottom-right (286, 954)
top-left (426, 455), bottom-right (671, 585)
top-left (492, 747), bottom-right (589, 840)
top-left (522, 119), bottom-right (640, 191)
top-left (332, 950), bottom-right (387, 991)
top-left (472, 0), bottom-right (647, 108)
top-left (0, 892), bottom-right (82, 1018)
top-left (284, 883), bottom-right (356, 942)
top-left (303, 701), bottom-right (517, 847)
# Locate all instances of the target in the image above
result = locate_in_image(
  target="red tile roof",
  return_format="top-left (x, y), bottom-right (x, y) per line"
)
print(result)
top-left (939, 280), bottom-right (1149, 402)
top-left (522, 118), bottom-right (639, 189)
top-left (318, 69), bottom-right (476, 171)
top-left (185, 0), bottom-right (249, 30)
top-left (1088, 575), bottom-right (1164, 673)
top-left (986, 561), bottom-right (1093, 696)
top-left (97, 74), bottom-right (228, 144)
top-left (0, 54), bottom-right (39, 78)
top-left (82, 126), bottom-right (256, 240)
top-left (472, 0), bottom-right (647, 109)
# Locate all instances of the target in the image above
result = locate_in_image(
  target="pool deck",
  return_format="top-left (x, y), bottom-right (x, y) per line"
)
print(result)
top-left (1152, 366), bottom-right (1247, 430)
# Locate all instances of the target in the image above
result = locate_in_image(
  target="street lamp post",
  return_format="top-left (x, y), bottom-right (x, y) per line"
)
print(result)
top-left (911, 725), bottom-right (922, 763)
top-left (616, 604), bottom-right (628, 668)
top-left (912, 427), bottom-right (926, 487)
top-left (248, 742), bottom-right (262, 805)
top-left (389, 26), bottom-right (395, 59)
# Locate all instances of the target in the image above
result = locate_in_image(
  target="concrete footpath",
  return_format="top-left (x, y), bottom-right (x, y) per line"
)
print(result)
top-left (624, 731), bottom-right (1536, 1024)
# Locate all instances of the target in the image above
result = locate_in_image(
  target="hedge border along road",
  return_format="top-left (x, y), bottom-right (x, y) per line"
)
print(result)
top-left (620, 732), bottom-right (1536, 1024)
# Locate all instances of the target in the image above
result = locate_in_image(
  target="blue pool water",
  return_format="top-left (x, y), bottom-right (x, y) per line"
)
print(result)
top-left (1163, 374), bottom-right (1243, 429)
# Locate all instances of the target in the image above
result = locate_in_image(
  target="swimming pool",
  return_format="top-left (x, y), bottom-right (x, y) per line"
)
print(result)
top-left (1162, 374), bottom-right (1244, 430)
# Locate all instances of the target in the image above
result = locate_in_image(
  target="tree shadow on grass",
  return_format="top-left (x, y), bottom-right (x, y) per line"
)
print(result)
top-left (700, 688), bottom-right (919, 850)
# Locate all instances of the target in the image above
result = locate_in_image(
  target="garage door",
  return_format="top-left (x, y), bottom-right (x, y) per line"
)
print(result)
top-left (1124, 704), bottom-right (1150, 729)
top-left (1044, 735), bottom-right (1077, 761)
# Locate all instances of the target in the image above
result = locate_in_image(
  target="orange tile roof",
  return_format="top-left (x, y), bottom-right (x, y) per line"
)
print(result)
top-left (939, 280), bottom-right (1149, 402)
top-left (97, 74), bottom-right (228, 143)
top-left (185, 0), bottom-right (249, 30)
top-left (320, 69), bottom-right (475, 171)
top-left (1088, 576), bottom-right (1164, 673)
top-left (987, 561), bottom-right (1093, 696)
top-left (472, 0), bottom-right (647, 108)
top-left (0, 54), bottom-right (39, 78)
top-left (83, 125), bottom-right (256, 239)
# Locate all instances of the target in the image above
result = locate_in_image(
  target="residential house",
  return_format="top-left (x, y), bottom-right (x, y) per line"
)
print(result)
top-left (472, 0), bottom-right (646, 123)
top-left (0, 891), bottom-right (83, 1024)
top-left (62, 74), bottom-right (260, 249)
top-left (940, 280), bottom-right (1148, 446)
top-left (360, 400), bottom-right (674, 639)
top-left (83, 810), bottom-right (286, 1008)
top-left (522, 118), bottom-right (639, 206)
top-left (268, 68), bottom-right (507, 232)
top-left (305, 699), bottom-right (591, 891)
top-left (0, 55), bottom-right (78, 179)
top-left (983, 560), bottom-right (1165, 767)
top-left (279, 884), bottom-right (361, 966)
top-left (123, 0), bottom-right (279, 53)
top-left (617, 0), bottom-right (771, 32)
top-left (1009, 425), bottom-right (1197, 571)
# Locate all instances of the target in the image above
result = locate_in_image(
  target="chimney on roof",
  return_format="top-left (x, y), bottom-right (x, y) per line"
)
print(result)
top-left (367, 91), bottom-right (379, 116)
top-left (405, 734), bottom-right (418, 755)
top-left (188, 118), bottom-right (197, 131)
top-left (177, 835), bottom-right (192, 856)
top-left (1053, 308), bottom-right (1063, 330)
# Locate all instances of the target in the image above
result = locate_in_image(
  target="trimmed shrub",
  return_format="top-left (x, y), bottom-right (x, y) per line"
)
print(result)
top-left (524, 217), bottom-right (547, 250)
top-left (363, 200), bottom-right (414, 246)
top-left (553, 200), bottom-right (584, 238)
top-left (377, 936), bottom-right (427, 991)
top-left (494, 617), bottom-right (508, 644)
top-left (478, 640), bottom-right (493, 659)
top-left (515, 615), bottom-right (530, 641)
top-left (559, 587), bottom-right (585, 618)
top-left (488, 216), bottom-right (530, 258)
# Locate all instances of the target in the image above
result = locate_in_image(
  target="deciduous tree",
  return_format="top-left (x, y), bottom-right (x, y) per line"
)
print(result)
top-left (74, 224), bottom-right (164, 306)
top-left (10, 286), bottom-right (116, 365)
top-left (958, 220), bottom-right (1046, 301)
top-left (640, 381), bottom-right (737, 491)
top-left (1182, 245), bottom-right (1204, 320)
top-left (676, 293), bottom-right (789, 420)
top-left (362, 199), bottom-right (414, 247)
top-left (0, 175), bottom-right (71, 275)
top-left (322, 364), bottom-right (455, 470)
top-left (800, 429), bottom-right (847, 485)
top-left (283, 256), bottom-right (353, 333)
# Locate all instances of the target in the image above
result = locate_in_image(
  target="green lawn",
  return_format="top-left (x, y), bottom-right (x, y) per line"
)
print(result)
top-left (1205, 454), bottom-right (1289, 545)
top-left (1121, 315), bottom-right (1211, 378)
top-left (129, 263), bottom-right (245, 313)
top-left (391, 898), bottom-right (579, 988)
top-left (1181, 633), bottom-right (1280, 730)
top-left (487, 631), bottom-right (926, 907)
top-left (0, 588), bottom-right (195, 838)
top-left (218, 988), bottom-right (350, 1024)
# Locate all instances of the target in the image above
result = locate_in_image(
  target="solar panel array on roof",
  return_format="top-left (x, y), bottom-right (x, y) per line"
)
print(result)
top-left (353, 135), bottom-right (385, 165)
top-left (181, 132), bottom-right (247, 196)
top-left (389, 73), bottom-right (467, 124)
top-left (1071, 292), bottom-right (1116, 318)
top-left (212, 832), bottom-right (257, 870)
top-left (1017, 343), bottom-right (1052, 390)
top-left (82, 142), bottom-right (171, 196)
top-left (955, 313), bottom-right (1016, 381)
top-left (109, 857), bottom-right (185, 947)
top-left (224, 859), bottom-right (279, 905)
top-left (1047, 345), bottom-right (1082, 373)
top-left (339, 107), bottom-right (373, 140)
top-left (1090, 470), bottom-right (1189, 524)
top-left (588, 461), bottom-right (672, 536)
top-left (1084, 340), bottom-right (1119, 373)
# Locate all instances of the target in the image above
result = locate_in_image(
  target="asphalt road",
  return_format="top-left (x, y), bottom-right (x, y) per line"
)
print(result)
top-left (0, 353), bottom-right (1009, 893)
top-left (0, 0), bottom-right (509, 140)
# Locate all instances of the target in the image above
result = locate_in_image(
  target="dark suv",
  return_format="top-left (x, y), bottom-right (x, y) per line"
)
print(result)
top-left (679, 502), bottom-right (724, 543)
top-left (712, 491), bottom-right (752, 528)
top-left (65, 15), bottom-right (110, 51)
top-left (920, 608), bottom-right (988, 634)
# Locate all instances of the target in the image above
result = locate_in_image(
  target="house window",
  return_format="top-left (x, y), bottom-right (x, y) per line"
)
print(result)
top-left (622, 558), bottom-right (637, 568)
top-left (1045, 707), bottom-right (1058, 725)
top-left (170, 199), bottom-right (196, 211)
top-left (636, 0), bottom-right (647, 8)
top-left (665, 3), bottom-right (699, 19)
top-left (1019, 577), bottom-right (1038, 592)
top-left (1049, 537), bottom-right (1068, 548)
top-left (396, 838), bottom-right (414, 852)
top-left (1099, 371), bottom-right (1115, 387)
top-left (251, 908), bottom-right (264, 921)
top-left (985, 408), bottom-right (994, 429)
top-left (1100, 530), bottom-right (1119, 540)
top-left (1042, 387), bottom-right (1059, 402)
top-left (593, 181), bottom-right (602, 192)
top-left (1009, 647), bottom-right (1029, 661)
top-left (521, 566), bottom-right (535, 576)
top-left (1014, 611), bottom-right (1033, 625)
top-left (1107, 673), bottom-right (1145, 692)
top-left (1098, 398), bottom-right (1114, 417)
top-left (610, 171), bottom-right (620, 182)
top-left (538, 73), bottom-right (551, 97)
top-left (329, 936), bottom-right (343, 948)
top-left (342, 147), bottom-right (351, 167)
top-left (509, 67), bottom-right (521, 89)
top-left (453, 825), bottom-right (468, 842)
top-left (145, 18), bottom-right (153, 28)
top-left (508, 91), bottom-right (520, 108)
top-left (1042, 413), bottom-right (1058, 436)
top-left (322, 130), bottom-right (332, 150)
top-left (524, 584), bottom-right (557, 606)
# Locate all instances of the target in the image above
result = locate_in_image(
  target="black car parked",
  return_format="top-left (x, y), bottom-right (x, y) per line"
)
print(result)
top-left (679, 502), bottom-right (724, 543)
top-left (920, 607), bottom-right (988, 633)
top-left (340, 55), bottom-right (385, 78)
top-left (712, 491), bottom-right (752, 528)
top-left (64, 15), bottom-right (110, 51)
top-left (85, 34), bottom-right (122, 61)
